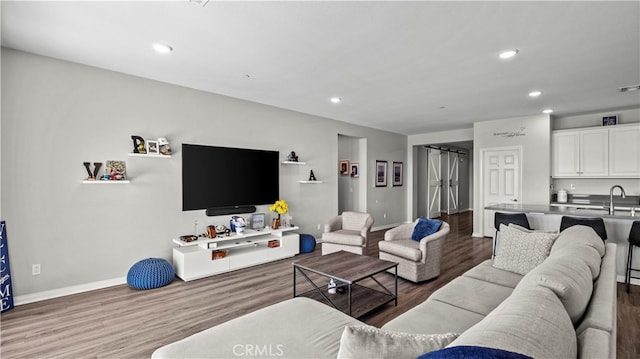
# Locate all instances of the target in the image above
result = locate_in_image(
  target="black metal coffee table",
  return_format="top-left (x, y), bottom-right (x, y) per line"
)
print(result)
top-left (293, 250), bottom-right (398, 318)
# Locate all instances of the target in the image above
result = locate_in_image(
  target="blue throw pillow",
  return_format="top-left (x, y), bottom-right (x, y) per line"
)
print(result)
top-left (411, 217), bottom-right (442, 242)
top-left (418, 346), bottom-right (532, 359)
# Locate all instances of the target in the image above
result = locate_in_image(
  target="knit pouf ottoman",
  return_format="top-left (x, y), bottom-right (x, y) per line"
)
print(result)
top-left (127, 258), bottom-right (175, 290)
top-left (299, 234), bottom-right (317, 253)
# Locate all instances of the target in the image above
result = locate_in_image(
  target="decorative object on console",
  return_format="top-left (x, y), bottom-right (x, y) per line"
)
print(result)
top-left (131, 135), bottom-right (146, 154)
top-left (180, 235), bottom-right (197, 242)
top-left (268, 240), bottom-right (280, 248)
top-left (375, 160), bottom-right (387, 187)
top-left (287, 151), bottom-right (298, 162)
top-left (206, 226), bottom-right (216, 238)
top-left (230, 216), bottom-right (246, 234)
top-left (308, 170), bottom-right (317, 181)
top-left (269, 199), bottom-right (289, 229)
top-left (339, 160), bottom-right (350, 175)
top-left (350, 162), bottom-right (359, 178)
top-left (212, 250), bottom-right (228, 260)
top-left (602, 115), bottom-right (617, 126)
top-left (146, 140), bottom-right (159, 155)
top-left (157, 137), bottom-right (172, 155)
top-left (105, 160), bottom-right (127, 180)
top-left (393, 161), bottom-right (403, 186)
top-left (215, 224), bottom-right (231, 237)
top-left (251, 213), bottom-right (265, 230)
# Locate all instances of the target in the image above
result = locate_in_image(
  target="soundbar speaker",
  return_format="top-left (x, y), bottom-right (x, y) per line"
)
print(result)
top-left (205, 206), bottom-right (257, 216)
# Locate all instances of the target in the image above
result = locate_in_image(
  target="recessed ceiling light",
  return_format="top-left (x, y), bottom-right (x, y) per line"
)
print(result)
top-left (153, 43), bottom-right (173, 54)
top-left (529, 90), bottom-right (543, 97)
top-left (499, 49), bottom-right (519, 59)
top-left (330, 97), bottom-right (342, 104)
top-left (543, 108), bottom-right (554, 114)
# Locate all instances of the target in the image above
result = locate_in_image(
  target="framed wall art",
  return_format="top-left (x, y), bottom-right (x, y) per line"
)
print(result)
top-left (375, 160), bottom-right (387, 187)
top-left (146, 140), bottom-right (159, 154)
top-left (350, 162), bottom-right (359, 178)
top-left (602, 115), bottom-right (617, 126)
top-left (339, 160), bottom-right (350, 175)
top-left (393, 161), bottom-right (403, 186)
top-left (251, 213), bottom-right (265, 230)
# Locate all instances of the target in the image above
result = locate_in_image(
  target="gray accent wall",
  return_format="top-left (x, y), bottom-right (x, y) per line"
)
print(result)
top-left (1, 49), bottom-right (406, 298)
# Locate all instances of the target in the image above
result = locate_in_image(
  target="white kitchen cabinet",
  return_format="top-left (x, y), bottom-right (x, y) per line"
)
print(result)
top-left (608, 124), bottom-right (640, 177)
top-left (552, 128), bottom-right (608, 177)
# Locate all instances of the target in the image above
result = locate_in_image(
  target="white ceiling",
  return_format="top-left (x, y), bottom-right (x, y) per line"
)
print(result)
top-left (2, 1), bottom-right (639, 135)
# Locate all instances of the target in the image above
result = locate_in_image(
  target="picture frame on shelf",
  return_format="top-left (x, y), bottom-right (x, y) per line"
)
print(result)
top-left (105, 160), bottom-right (127, 180)
top-left (146, 140), bottom-right (159, 154)
top-left (251, 213), bottom-right (265, 230)
top-left (350, 162), bottom-right (359, 178)
top-left (393, 161), bottom-right (403, 186)
top-left (375, 160), bottom-right (387, 187)
top-left (339, 160), bottom-right (350, 175)
top-left (602, 115), bottom-right (617, 126)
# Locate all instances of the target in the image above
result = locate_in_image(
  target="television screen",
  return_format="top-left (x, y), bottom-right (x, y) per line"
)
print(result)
top-left (182, 143), bottom-right (279, 211)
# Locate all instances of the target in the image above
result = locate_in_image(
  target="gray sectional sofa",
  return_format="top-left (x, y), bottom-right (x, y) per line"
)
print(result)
top-left (152, 225), bottom-right (617, 359)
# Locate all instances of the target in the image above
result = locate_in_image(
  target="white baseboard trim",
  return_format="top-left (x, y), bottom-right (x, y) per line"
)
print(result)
top-left (14, 277), bottom-right (126, 306)
top-left (616, 274), bottom-right (640, 285)
top-left (471, 232), bottom-right (486, 238)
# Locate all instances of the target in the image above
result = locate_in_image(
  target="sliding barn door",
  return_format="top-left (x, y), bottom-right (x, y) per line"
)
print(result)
top-left (427, 149), bottom-right (442, 218)
top-left (446, 153), bottom-right (459, 215)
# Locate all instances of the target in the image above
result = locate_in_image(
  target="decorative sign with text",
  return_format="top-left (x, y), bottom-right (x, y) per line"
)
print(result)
top-left (493, 126), bottom-right (527, 138)
top-left (1, 221), bottom-right (14, 312)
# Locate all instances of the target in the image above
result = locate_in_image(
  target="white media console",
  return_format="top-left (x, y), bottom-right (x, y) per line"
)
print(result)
top-left (172, 226), bottom-right (300, 281)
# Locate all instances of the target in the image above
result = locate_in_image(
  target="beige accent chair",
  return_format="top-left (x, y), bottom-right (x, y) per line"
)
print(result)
top-left (321, 211), bottom-right (374, 255)
top-left (378, 220), bottom-right (450, 282)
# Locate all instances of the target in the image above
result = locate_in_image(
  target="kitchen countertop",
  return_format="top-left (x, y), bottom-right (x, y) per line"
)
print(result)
top-left (485, 203), bottom-right (639, 220)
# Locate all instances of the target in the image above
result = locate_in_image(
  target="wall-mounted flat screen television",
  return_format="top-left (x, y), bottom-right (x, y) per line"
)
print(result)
top-left (182, 143), bottom-right (279, 211)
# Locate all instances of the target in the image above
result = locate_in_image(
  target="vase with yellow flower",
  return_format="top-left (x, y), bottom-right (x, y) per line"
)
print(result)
top-left (269, 199), bottom-right (288, 229)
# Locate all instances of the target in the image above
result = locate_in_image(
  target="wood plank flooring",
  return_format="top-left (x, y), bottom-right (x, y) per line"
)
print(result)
top-left (1, 211), bottom-right (638, 358)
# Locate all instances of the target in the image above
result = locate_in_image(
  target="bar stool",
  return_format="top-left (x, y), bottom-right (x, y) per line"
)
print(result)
top-left (626, 221), bottom-right (640, 293)
top-left (493, 212), bottom-right (531, 257)
top-left (559, 216), bottom-right (607, 241)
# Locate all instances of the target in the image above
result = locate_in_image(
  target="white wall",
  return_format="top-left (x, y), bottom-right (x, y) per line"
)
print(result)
top-left (552, 107), bottom-right (639, 130)
top-left (473, 114), bottom-right (552, 236)
top-left (1, 49), bottom-right (406, 299)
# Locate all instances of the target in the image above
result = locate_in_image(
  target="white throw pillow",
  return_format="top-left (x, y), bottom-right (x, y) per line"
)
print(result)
top-left (337, 325), bottom-right (458, 359)
top-left (493, 224), bottom-right (557, 275)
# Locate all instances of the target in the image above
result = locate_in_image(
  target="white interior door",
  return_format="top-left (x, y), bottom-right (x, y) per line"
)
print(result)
top-left (447, 153), bottom-right (459, 215)
top-left (482, 148), bottom-right (522, 236)
top-left (427, 149), bottom-right (442, 218)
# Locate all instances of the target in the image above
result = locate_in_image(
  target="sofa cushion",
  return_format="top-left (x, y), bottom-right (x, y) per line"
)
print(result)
top-left (549, 244), bottom-right (602, 279)
top-left (151, 297), bottom-right (364, 359)
top-left (322, 230), bottom-right (364, 246)
top-left (462, 259), bottom-right (523, 288)
top-left (448, 285), bottom-right (577, 359)
top-left (382, 298), bottom-right (486, 335)
top-left (576, 243), bottom-right (617, 335)
top-left (430, 276), bottom-right (514, 316)
top-left (337, 325), bottom-right (458, 359)
top-left (378, 239), bottom-right (422, 261)
top-left (517, 254), bottom-right (593, 325)
top-left (550, 225), bottom-right (605, 257)
top-left (493, 224), bottom-right (556, 275)
top-left (342, 211), bottom-right (370, 231)
top-left (420, 345), bottom-right (532, 359)
top-left (412, 218), bottom-right (442, 241)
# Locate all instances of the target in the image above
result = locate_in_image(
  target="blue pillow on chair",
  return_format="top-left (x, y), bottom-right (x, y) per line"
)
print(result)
top-left (411, 217), bottom-right (442, 242)
top-left (419, 346), bottom-right (532, 359)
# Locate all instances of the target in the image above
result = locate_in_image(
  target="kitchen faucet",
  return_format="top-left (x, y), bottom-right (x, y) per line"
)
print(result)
top-left (609, 185), bottom-right (626, 215)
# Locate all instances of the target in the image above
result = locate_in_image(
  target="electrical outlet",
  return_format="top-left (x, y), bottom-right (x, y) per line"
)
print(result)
top-left (570, 183), bottom-right (576, 190)
top-left (383, 213), bottom-right (387, 219)
top-left (317, 224), bottom-right (321, 230)
top-left (32, 264), bottom-right (41, 276)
